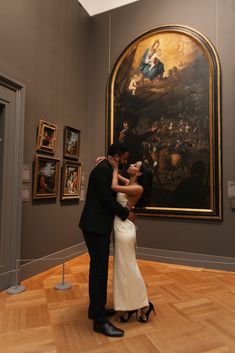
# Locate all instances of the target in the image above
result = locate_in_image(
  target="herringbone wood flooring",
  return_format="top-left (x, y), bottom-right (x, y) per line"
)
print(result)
top-left (1, 253), bottom-right (235, 353)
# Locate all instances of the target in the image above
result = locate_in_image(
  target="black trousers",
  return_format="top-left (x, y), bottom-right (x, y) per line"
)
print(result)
top-left (83, 230), bottom-right (110, 323)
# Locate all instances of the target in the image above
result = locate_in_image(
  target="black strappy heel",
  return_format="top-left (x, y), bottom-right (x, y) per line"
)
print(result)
top-left (136, 302), bottom-right (156, 323)
top-left (118, 310), bottom-right (137, 322)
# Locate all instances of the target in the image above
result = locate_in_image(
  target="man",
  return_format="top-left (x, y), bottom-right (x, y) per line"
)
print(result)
top-left (119, 117), bottom-right (159, 164)
top-left (79, 143), bottom-right (135, 337)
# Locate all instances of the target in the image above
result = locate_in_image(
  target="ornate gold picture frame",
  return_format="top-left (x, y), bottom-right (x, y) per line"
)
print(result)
top-left (60, 160), bottom-right (82, 200)
top-left (107, 25), bottom-right (222, 220)
top-left (33, 155), bottom-right (60, 199)
top-left (36, 120), bottom-right (58, 154)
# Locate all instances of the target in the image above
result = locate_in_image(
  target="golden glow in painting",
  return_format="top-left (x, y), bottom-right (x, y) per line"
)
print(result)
top-left (107, 25), bottom-right (221, 220)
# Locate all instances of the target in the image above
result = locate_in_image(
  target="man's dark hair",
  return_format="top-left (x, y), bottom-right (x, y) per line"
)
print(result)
top-left (107, 142), bottom-right (128, 157)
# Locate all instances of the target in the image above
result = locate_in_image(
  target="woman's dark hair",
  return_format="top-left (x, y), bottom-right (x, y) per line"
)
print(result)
top-left (107, 142), bottom-right (128, 157)
top-left (135, 163), bottom-right (153, 208)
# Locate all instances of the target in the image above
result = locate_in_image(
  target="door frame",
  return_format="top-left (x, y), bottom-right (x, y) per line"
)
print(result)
top-left (0, 72), bottom-right (25, 289)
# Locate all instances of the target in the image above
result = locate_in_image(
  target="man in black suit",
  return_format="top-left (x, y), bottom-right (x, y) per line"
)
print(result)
top-left (79, 143), bottom-right (134, 337)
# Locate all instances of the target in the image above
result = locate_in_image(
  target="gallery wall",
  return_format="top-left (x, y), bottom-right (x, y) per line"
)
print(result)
top-left (0, 0), bottom-right (234, 277)
top-left (0, 0), bottom-right (90, 261)
top-left (89, 0), bottom-right (235, 258)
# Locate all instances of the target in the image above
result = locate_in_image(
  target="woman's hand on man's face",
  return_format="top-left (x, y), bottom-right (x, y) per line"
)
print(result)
top-left (107, 155), bottom-right (119, 170)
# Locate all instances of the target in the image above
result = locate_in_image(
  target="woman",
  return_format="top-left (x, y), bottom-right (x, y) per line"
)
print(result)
top-left (109, 157), bottom-right (156, 323)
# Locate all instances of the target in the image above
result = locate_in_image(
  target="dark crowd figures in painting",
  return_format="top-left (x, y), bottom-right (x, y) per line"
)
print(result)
top-left (108, 25), bottom-right (221, 219)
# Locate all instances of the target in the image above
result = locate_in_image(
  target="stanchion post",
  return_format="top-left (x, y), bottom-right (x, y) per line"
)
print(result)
top-left (6, 259), bottom-right (26, 295)
top-left (55, 259), bottom-right (71, 290)
top-left (62, 261), bottom-right (65, 286)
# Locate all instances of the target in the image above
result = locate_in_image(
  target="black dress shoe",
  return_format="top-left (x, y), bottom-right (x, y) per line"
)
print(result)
top-left (105, 308), bottom-right (116, 317)
top-left (88, 308), bottom-right (116, 320)
top-left (93, 321), bottom-right (124, 337)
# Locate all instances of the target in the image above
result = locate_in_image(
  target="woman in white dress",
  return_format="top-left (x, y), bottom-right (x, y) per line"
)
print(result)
top-left (109, 158), bottom-right (156, 323)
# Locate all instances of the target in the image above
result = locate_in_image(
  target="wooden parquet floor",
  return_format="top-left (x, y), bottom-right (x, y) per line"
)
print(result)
top-left (1, 253), bottom-right (235, 353)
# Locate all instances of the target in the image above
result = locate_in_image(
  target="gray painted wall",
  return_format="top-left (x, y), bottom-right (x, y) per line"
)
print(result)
top-left (89, 0), bottom-right (235, 257)
top-left (0, 0), bottom-right (234, 270)
top-left (0, 0), bottom-right (89, 260)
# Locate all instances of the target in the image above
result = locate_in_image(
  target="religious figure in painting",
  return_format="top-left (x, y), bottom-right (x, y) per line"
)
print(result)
top-left (139, 40), bottom-right (165, 80)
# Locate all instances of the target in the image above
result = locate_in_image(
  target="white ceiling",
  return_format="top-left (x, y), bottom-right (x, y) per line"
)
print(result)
top-left (78, 0), bottom-right (139, 16)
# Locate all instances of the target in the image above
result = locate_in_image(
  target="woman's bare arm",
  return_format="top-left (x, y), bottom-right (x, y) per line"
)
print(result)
top-left (112, 169), bottom-right (143, 196)
top-left (96, 156), bottom-right (106, 164)
top-left (118, 173), bottom-right (129, 185)
top-left (96, 156), bottom-right (129, 185)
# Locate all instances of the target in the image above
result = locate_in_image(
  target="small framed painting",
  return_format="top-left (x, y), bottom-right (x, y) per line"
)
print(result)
top-left (36, 120), bottom-right (58, 153)
top-left (60, 160), bottom-right (82, 200)
top-left (33, 155), bottom-right (60, 199)
top-left (63, 126), bottom-right (80, 159)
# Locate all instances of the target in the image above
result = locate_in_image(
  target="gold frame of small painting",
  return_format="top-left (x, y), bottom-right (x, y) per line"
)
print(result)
top-left (33, 155), bottom-right (60, 199)
top-left (36, 120), bottom-right (58, 153)
top-left (60, 160), bottom-right (82, 200)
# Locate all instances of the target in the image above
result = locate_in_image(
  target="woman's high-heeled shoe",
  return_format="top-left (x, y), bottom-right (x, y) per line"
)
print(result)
top-left (118, 310), bottom-right (137, 322)
top-left (136, 302), bottom-right (156, 323)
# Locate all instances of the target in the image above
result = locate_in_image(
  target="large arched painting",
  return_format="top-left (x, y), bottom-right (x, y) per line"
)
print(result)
top-left (107, 25), bottom-right (222, 220)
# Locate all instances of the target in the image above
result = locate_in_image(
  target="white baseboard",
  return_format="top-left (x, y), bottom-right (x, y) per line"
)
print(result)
top-left (136, 247), bottom-right (235, 271)
top-left (19, 242), bottom-right (87, 281)
top-left (110, 244), bottom-right (235, 272)
top-left (19, 242), bottom-right (235, 283)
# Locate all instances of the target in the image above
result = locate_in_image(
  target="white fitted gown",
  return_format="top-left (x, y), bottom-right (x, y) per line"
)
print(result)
top-left (113, 192), bottom-right (149, 311)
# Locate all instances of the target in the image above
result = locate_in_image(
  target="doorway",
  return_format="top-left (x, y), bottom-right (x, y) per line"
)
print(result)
top-left (0, 104), bottom-right (3, 271)
top-left (0, 74), bottom-right (25, 290)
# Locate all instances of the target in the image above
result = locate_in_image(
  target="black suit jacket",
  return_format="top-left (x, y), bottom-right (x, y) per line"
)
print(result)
top-left (79, 159), bottom-right (129, 236)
